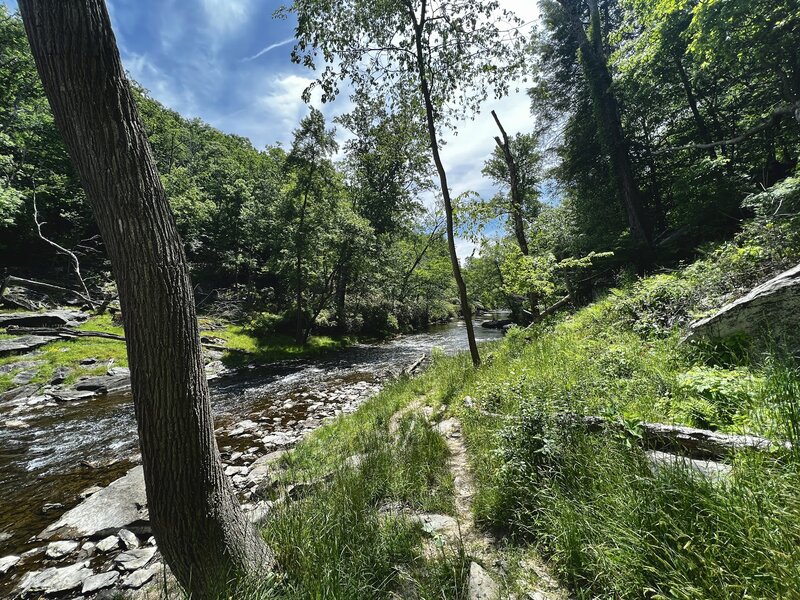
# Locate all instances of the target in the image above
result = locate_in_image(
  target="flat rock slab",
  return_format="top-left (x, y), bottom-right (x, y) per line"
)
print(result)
top-left (16, 561), bottom-right (92, 596)
top-left (646, 450), bottom-right (732, 480)
top-left (122, 562), bottom-right (162, 588)
top-left (115, 546), bottom-right (157, 571)
top-left (0, 554), bottom-right (20, 574)
top-left (45, 540), bottom-right (79, 559)
top-left (39, 466), bottom-right (148, 540)
top-left (468, 562), bottom-right (500, 600)
top-left (410, 513), bottom-right (459, 540)
top-left (82, 570), bottom-right (120, 594)
top-left (0, 310), bottom-right (88, 328)
top-left (0, 334), bottom-right (58, 357)
top-left (74, 374), bottom-right (131, 394)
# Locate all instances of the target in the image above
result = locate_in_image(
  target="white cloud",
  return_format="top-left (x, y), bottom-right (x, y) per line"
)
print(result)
top-left (199, 0), bottom-right (253, 35)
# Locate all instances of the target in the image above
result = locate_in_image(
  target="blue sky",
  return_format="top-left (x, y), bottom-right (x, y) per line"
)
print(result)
top-left (3, 0), bottom-right (541, 258)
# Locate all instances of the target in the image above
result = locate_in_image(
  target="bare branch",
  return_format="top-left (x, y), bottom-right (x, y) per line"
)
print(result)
top-left (657, 102), bottom-right (800, 154)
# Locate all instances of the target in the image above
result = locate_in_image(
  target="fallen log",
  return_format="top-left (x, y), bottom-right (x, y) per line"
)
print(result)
top-left (571, 415), bottom-right (791, 460)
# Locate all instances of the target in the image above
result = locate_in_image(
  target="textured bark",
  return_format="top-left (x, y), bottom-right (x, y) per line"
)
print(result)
top-left (559, 0), bottom-right (652, 252)
top-left (409, 5), bottom-right (480, 366)
top-left (18, 1), bottom-right (271, 596)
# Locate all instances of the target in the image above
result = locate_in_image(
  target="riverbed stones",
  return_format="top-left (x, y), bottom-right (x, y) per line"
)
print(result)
top-left (12, 369), bottom-right (38, 385)
top-left (0, 335), bottom-right (57, 357)
top-left (81, 570), bottom-right (120, 594)
top-left (115, 546), bottom-right (157, 571)
top-left (17, 561), bottom-right (93, 596)
top-left (96, 535), bottom-right (120, 553)
top-left (45, 540), bottom-right (79, 559)
top-left (122, 561), bottom-right (162, 589)
top-left (74, 373), bottom-right (131, 394)
top-left (39, 465), bottom-right (148, 540)
top-left (3, 419), bottom-right (29, 429)
top-left (118, 528), bottom-right (140, 549)
top-left (0, 554), bottom-right (20, 574)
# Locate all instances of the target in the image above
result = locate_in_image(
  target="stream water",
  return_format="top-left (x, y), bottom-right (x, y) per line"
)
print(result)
top-left (0, 320), bottom-right (503, 562)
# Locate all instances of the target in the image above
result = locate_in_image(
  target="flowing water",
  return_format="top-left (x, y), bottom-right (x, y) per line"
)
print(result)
top-left (0, 320), bottom-right (503, 561)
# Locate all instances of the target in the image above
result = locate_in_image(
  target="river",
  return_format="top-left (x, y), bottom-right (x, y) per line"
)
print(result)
top-left (0, 320), bottom-right (503, 563)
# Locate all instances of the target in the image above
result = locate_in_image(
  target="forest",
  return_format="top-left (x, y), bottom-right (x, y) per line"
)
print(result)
top-left (0, 0), bottom-right (799, 598)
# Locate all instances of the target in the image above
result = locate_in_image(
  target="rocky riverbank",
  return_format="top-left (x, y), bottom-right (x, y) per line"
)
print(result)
top-left (0, 369), bottom-right (388, 598)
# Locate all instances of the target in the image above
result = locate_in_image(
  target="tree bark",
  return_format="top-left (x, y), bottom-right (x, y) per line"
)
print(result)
top-left (559, 0), bottom-right (652, 253)
top-left (409, 4), bottom-right (480, 366)
top-left (18, 1), bottom-right (271, 596)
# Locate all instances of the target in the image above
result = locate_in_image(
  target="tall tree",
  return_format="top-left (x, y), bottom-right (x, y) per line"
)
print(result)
top-left (289, 0), bottom-right (528, 366)
top-left (18, 1), bottom-right (271, 596)
top-left (555, 0), bottom-right (653, 251)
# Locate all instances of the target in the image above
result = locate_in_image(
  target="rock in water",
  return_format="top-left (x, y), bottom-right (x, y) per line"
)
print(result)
top-left (39, 466), bottom-right (148, 540)
top-left (82, 570), bottom-right (120, 594)
top-left (468, 562), bottom-right (500, 600)
top-left (689, 263), bottom-right (800, 340)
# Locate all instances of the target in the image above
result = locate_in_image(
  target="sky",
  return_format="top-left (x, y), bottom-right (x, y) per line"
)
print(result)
top-left (2, 0), bottom-right (541, 259)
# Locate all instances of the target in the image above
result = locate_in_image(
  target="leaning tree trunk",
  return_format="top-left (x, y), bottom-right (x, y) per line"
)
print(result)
top-left (18, 1), bottom-right (271, 596)
top-left (411, 14), bottom-right (480, 366)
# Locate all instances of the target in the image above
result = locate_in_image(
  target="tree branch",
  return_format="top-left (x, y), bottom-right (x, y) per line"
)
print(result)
top-left (657, 102), bottom-right (800, 154)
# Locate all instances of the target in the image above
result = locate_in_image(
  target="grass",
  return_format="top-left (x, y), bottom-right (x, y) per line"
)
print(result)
top-left (0, 313), bottom-right (354, 392)
top-left (205, 325), bottom-right (354, 368)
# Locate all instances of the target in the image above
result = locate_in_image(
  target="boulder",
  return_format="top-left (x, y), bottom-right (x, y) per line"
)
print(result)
top-left (16, 561), bottom-right (92, 596)
top-left (50, 366), bottom-right (72, 385)
top-left (689, 263), bottom-right (800, 340)
top-left (39, 466), bottom-right (148, 540)
top-left (81, 570), bottom-right (120, 594)
top-left (646, 450), bottom-right (732, 481)
top-left (480, 319), bottom-right (513, 330)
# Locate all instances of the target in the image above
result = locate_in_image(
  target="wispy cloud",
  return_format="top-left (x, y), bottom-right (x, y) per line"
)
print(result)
top-left (243, 37), bottom-right (295, 62)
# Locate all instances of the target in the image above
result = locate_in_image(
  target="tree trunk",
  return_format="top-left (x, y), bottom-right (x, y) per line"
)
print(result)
top-left (18, 1), bottom-right (271, 596)
top-left (561, 0), bottom-right (652, 254)
top-left (672, 54), bottom-right (717, 160)
top-left (410, 9), bottom-right (480, 366)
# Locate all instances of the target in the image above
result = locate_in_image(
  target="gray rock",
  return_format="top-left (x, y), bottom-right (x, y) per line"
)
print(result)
top-left (74, 374), bottom-right (131, 394)
top-left (115, 546), bottom-right (157, 571)
top-left (96, 535), bottom-right (120, 553)
top-left (79, 357), bottom-right (98, 365)
top-left (0, 531), bottom-right (11, 543)
top-left (107, 366), bottom-right (130, 377)
top-left (45, 540), bottom-right (79, 559)
top-left (0, 310), bottom-right (88, 328)
top-left (468, 562), bottom-right (500, 600)
top-left (50, 389), bottom-right (96, 402)
top-left (122, 561), bottom-right (162, 589)
top-left (50, 366), bottom-right (72, 385)
top-left (244, 501), bottom-right (273, 525)
top-left (0, 555), bottom-right (20, 575)
top-left (3, 419), bottom-right (30, 429)
top-left (82, 570), bottom-right (120, 594)
top-left (39, 466), bottom-right (148, 540)
top-left (0, 335), bottom-right (57, 357)
top-left (689, 262), bottom-right (800, 340)
top-left (646, 450), bottom-right (732, 480)
top-left (79, 485), bottom-right (103, 499)
top-left (118, 528), bottom-right (140, 549)
top-left (16, 561), bottom-right (92, 595)
top-left (410, 513), bottom-right (459, 539)
top-left (11, 369), bottom-right (39, 385)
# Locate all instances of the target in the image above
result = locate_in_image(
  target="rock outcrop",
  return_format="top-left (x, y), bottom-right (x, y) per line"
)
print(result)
top-left (689, 263), bottom-right (800, 340)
